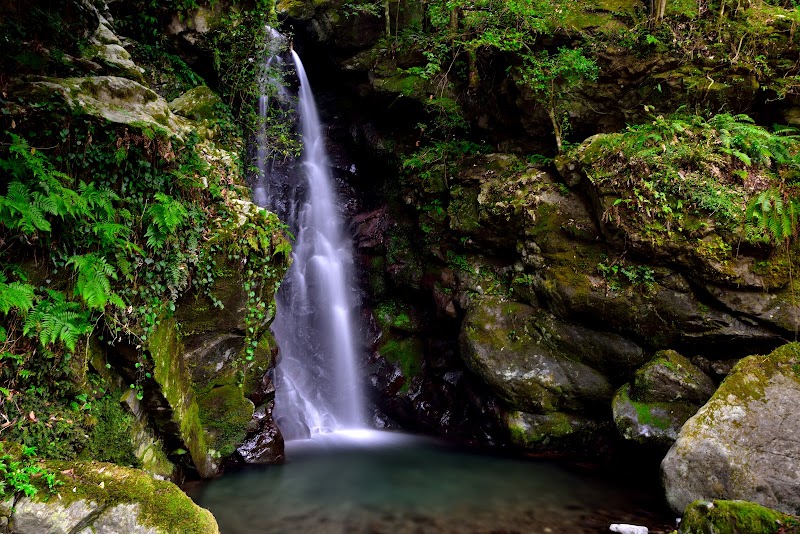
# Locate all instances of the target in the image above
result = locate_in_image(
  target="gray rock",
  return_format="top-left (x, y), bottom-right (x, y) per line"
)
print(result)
top-left (237, 401), bottom-right (285, 464)
top-left (460, 296), bottom-right (613, 413)
top-left (507, 411), bottom-right (612, 453)
top-left (706, 284), bottom-right (800, 335)
top-left (612, 384), bottom-right (699, 448)
top-left (10, 498), bottom-right (98, 534)
top-left (14, 77), bottom-right (190, 138)
top-left (662, 342), bottom-right (800, 514)
top-left (90, 503), bottom-right (157, 534)
top-left (631, 350), bottom-right (716, 404)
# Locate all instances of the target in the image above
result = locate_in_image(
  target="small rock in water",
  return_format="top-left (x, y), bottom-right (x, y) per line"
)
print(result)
top-left (609, 524), bottom-right (648, 534)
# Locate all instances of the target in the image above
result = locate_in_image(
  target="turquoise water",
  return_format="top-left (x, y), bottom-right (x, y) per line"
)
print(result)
top-left (188, 431), bottom-right (673, 534)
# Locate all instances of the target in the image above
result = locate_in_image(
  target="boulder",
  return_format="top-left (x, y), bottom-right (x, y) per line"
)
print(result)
top-left (13, 76), bottom-right (190, 138)
top-left (459, 296), bottom-right (613, 414)
top-left (5, 462), bottom-right (218, 534)
top-left (507, 411), bottom-right (613, 455)
top-left (677, 500), bottom-right (799, 534)
top-left (662, 342), bottom-right (800, 514)
top-left (630, 350), bottom-right (716, 404)
top-left (612, 384), bottom-right (699, 448)
top-left (237, 401), bottom-right (285, 464)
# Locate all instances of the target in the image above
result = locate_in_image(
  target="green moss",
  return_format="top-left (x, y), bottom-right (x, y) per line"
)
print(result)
top-left (374, 300), bottom-right (420, 333)
top-left (617, 385), bottom-right (672, 430)
top-left (679, 499), bottom-right (800, 534)
top-left (37, 461), bottom-right (218, 533)
top-left (196, 385), bottom-right (253, 458)
top-left (378, 337), bottom-right (425, 393)
top-left (81, 394), bottom-right (139, 467)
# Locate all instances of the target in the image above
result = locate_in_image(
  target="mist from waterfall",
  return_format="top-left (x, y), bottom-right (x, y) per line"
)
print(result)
top-left (254, 45), bottom-right (364, 440)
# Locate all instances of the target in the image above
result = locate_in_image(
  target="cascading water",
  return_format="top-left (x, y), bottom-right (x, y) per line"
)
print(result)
top-left (258, 49), bottom-right (364, 440)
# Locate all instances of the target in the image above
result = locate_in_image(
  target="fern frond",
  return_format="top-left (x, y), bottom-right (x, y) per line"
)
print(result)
top-left (67, 253), bottom-right (122, 310)
top-left (0, 274), bottom-right (35, 315)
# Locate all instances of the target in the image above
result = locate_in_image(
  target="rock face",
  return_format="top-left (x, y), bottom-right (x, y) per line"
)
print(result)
top-left (2, 462), bottom-right (218, 534)
top-left (662, 343), bottom-right (800, 514)
top-left (460, 296), bottom-right (613, 414)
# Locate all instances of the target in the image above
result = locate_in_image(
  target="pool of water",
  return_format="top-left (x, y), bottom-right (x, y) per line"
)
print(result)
top-left (188, 430), bottom-right (674, 534)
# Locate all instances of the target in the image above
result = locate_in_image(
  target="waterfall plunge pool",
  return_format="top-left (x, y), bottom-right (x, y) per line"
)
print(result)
top-left (187, 430), bottom-right (674, 533)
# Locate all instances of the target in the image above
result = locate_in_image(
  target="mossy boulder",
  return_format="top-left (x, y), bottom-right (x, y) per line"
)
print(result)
top-left (677, 500), bottom-right (800, 534)
top-left (459, 296), bottom-right (613, 414)
top-left (507, 411), bottom-right (612, 455)
top-left (662, 342), bottom-right (800, 514)
top-left (374, 300), bottom-right (423, 334)
top-left (612, 384), bottom-right (699, 448)
top-left (12, 76), bottom-right (191, 138)
top-left (7, 461), bottom-right (218, 534)
top-left (169, 85), bottom-right (225, 133)
top-left (631, 350), bottom-right (716, 404)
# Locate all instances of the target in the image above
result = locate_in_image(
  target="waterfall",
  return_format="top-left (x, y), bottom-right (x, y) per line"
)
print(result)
top-left (261, 50), bottom-right (365, 440)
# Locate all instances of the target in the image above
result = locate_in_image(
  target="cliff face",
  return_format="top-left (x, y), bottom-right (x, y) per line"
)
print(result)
top-left (271, 0), bottom-right (800, 453)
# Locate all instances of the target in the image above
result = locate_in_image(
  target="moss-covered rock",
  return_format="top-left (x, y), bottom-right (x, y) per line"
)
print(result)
top-left (678, 500), bottom-right (800, 534)
top-left (459, 296), bottom-right (613, 414)
top-left (631, 350), bottom-right (716, 404)
top-left (507, 410), bottom-right (612, 455)
top-left (8, 461), bottom-right (218, 534)
top-left (12, 76), bottom-right (191, 138)
top-left (662, 342), bottom-right (800, 514)
top-left (377, 336), bottom-right (425, 394)
top-left (612, 384), bottom-right (699, 448)
top-left (169, 86), bottom-right (224, 123)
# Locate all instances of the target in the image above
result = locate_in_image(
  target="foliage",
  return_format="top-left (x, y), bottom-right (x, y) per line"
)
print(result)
top-left (0, 444), bottom-right (60, 498)
top-left (582, 112), bottom-right (800, 244)
top-left (517, 48), bottom-right (598, 152)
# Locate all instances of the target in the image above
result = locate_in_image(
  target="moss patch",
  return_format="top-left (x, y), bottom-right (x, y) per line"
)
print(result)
top-left (196, 385), bottom-right (254, 458)
top-left (679, 499), bottom-right (800, 534)
top-left (37, 461), bottom-right (218, 534)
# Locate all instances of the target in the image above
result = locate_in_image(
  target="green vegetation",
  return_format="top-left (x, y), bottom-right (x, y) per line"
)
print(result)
top-left (581, 112), bottom-right (800, 244)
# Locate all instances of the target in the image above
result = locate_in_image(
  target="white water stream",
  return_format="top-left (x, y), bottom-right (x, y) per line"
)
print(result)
top-left (259, 50), bottom-right (364, 440)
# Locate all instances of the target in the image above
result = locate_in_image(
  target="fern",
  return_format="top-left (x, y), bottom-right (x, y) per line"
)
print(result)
top-left (22, 291), bottom-right (92, 352)
top-left (66, 254), bottom-right (124, 310)
top-left (0, 181), bottom-right (52, 234)
top-left (145, 192), bottom-right (188, 250)
top-left (746, 188), bottom-right (800, 244)
top-left (0, 272), bottom-right (35, 315)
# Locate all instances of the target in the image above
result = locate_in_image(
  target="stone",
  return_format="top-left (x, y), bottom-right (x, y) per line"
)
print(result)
top-left (82, 44), bottom-right (145, 82)
top-left (507, 411), bottom-right (612, 454)
top-left (662, 342), bottom-right (800, 514)
top-left (612, 384), bottom-right (699, 448)
top-left (14, 461), bottom-right (220, 533)
top-left (14, 77), bottom-right (190, 138)
top-left (237, 401), bottom-right (285, 464)
top-left (630, 350), bottom-right (716, 404)
top-left (459, 296), bottom-right (613, 414)
top-left (677, 500), bottom-right (799, 534)
top-left (10, 498), bottom-right (98, 534)
top-left (169, 86), bottom-right (224, 123)
top-left (609, 525), bottom-right (648, 534)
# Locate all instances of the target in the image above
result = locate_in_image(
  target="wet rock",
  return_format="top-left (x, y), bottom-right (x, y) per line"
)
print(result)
top-left (630, 350), bottom-right (716, 404)
top-left (662, 342), bottom-right (800, 514)
top-left (612, 384), bottom-right (698, 448)
top-left (459, 296), bottom-right (613, 414)
top-left (238, 401), bottom-right (285, 464)
top-left (507, 411), bottom-right (613, 455)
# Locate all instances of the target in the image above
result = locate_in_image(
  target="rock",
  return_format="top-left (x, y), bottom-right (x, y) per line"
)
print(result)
top-left (169, 86), bottom-right (224, 123)
top-left (508, 411), bottom-right (612, 454)
top-left (662, 342), bottom-right (800, 514)
top-left (630, 350), bottom-right (716, 404)
top-left (82, 43), bottom-right (145, 82)
top-left (11, 498), bottom-right (99, 534)
top-left (612, 384), bottom-right (699, 448)
top-left (12, 462), bottom-right (219, 533)
top-left (13, 77), bottom-right (190, 138)
top-left (705, 284), bottom-right (800, 336)
top-left (677, 500), bottom-right (799, 534)
top-left (459, 296), bottom-right (613, 414)
top-left (609, 524), bottom-right (648, 534)
top-left (237, 401), bottom-right (285, 464)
